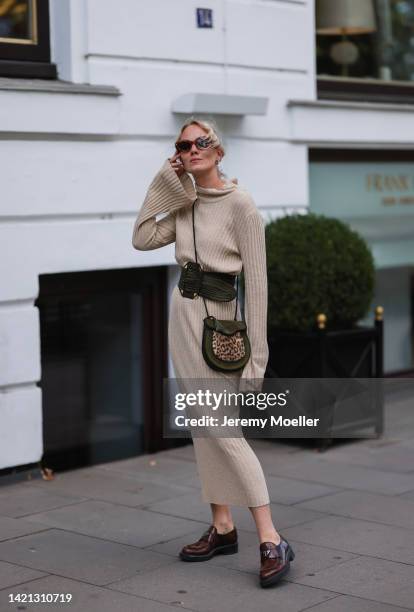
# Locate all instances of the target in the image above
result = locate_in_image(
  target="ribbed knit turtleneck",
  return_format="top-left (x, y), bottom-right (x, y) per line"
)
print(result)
top-left (195, 180), bottom-right (238, 203)
top-left (132, 158), bottom-right (269, 384)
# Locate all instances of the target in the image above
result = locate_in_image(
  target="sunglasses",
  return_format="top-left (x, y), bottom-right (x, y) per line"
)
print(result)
top-left (175, 136), bottom-right (212, 153)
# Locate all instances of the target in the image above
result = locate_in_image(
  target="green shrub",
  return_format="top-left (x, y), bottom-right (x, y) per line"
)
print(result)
top-left (265, 213), bottom-right (375, 332)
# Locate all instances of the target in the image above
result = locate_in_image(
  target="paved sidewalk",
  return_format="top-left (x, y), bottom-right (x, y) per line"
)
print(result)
top-left (1, 387), bottom-right (414, 611)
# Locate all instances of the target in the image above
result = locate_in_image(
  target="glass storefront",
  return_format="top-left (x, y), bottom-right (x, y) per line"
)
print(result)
top-left (316, 0), bottom-right (414, 82)
top-left (309, 151), bottom-right (414, 374)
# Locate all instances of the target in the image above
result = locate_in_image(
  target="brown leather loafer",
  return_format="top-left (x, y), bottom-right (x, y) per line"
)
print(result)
top-left (259, 537), bottom-right (295, 588)
top-left (179, 525), bottom-right (238, 562)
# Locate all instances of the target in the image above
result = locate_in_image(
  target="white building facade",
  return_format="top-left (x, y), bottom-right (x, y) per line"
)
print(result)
top-left (1, 0), bottom-right (413, 473)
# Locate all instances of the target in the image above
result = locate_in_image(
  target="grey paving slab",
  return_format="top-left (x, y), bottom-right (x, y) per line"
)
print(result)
top-left (147, 528), bottom-right (358, 579)
top-left (143, 491), bottom-right (325, 533)
top-left (108, 559), bottom-right (336, 612)
top-left (162, 440), bottom-right (302, 461)
top-left (318, 439), bottom-right (414, 474)
top-left (0, 529), bottom-right (176, 586)
top-left (296, 490), bottom-right (414, 530)
top-left (396, 438), bottom-right (414, 450)
top-left (263, 453), bottom-right (414, 495)
top-left (284, 515), bottom-right (414, 564)
top-left (300, 594), bottom-right (413, 612)
top-left (16, 468), bottom-right (195, 508)
top-left (0, 515), bottom-right (51, 542)
top-left (94, 456), bottom-right (202, 489)
top-left (159, 443), bottom-right (197, 461)
top-left (248, 439), bottom-right (307, 456)
top-left (293, 555), bottom-right (414, 610)
top-left (400, 489), bottom-right (414, 502)
top-left (20, 499), bottom-right (200, 548)
top-left (0, 483), bottom-right (87, 518)
top-left (0, 574), bottom-right (182, 612)
top-left (96, 452), bottom-right (196, 471)
top-left (244, 446), bottom-right (314, 474)
top-left (95, 454), bottom-right (200, 476)
top-left (384, 409), bottom-right (414, 441)
top-left (265, 474), bottom-right (343, 505)
top-left (359, 437), bottom-right (410, 448)
top-left (0, 560), bottom-right (48, 590)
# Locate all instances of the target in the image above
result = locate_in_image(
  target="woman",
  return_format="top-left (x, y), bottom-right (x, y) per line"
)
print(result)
top-left (132, 117), bottom-right (295, 588)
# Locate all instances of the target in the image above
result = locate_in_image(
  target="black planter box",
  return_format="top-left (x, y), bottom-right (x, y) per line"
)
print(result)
top-left (265, 316), bottom-right (384, 447)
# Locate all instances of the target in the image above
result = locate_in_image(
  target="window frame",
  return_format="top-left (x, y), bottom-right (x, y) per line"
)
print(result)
top-left (0, 0), bottom-right (56, 79)
top-left (315, 0), bottom-right (414, 105)
top-left (317, 76), bottom-right (414, 105)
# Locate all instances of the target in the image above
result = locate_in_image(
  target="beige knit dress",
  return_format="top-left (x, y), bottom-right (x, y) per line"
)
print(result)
top-left (132, 159), bottom-right (270, 507)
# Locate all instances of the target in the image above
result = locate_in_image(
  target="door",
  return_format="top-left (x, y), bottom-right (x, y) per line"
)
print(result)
top-left (35, 266), bottom-right (168, 472)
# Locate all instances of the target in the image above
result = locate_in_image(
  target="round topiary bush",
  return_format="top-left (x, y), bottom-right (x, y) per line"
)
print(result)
top-left (265, 213), bottom-right (375, 332)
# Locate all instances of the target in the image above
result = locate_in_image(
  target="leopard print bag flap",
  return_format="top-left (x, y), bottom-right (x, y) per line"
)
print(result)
top-left (202, 315), bottom-right (251, 372)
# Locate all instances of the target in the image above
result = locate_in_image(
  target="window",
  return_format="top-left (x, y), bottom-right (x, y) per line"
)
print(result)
top-left (35, 267), bottom-right (171, 469)
top-left (316, 0), bottom-right (414, 103)
top-left (0, 0), bottom-right (56, 78)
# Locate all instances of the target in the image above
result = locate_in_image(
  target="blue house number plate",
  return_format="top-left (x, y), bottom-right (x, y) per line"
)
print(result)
top-left (197, 8), bottom-right (213, 28)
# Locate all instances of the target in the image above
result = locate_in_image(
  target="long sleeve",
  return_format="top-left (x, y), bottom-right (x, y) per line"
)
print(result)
top-left (234, 204), bottom-right (269, 391)
top-left (132, 159), bottom-right (196, 250)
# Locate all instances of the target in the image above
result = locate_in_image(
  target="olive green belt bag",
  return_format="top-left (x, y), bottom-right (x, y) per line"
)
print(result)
top-left (178, 261), bottom-right (237, 302)
top-left (179, 198), bottom-right (251, 373)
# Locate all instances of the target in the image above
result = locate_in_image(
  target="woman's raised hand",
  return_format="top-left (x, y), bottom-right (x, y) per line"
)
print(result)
top-left (169, 152), bottom-right (186, 178)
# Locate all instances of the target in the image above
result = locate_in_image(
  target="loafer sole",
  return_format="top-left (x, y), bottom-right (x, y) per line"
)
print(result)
top-left (179, 542), bottom-right (238, 562)
top-left (260, 548), bottom-right (295, 588)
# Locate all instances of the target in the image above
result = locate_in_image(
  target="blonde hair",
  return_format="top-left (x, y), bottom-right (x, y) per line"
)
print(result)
top-left (175, 116), bottom-right (227, 179)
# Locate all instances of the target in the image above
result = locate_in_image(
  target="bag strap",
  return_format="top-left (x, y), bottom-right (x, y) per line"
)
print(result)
top-left (192, 199), bottom-right (239, 321)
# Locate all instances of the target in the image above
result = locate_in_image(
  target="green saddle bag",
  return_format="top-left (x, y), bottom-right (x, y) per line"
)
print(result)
top-left (202, 315), bottom-right (251, 372)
